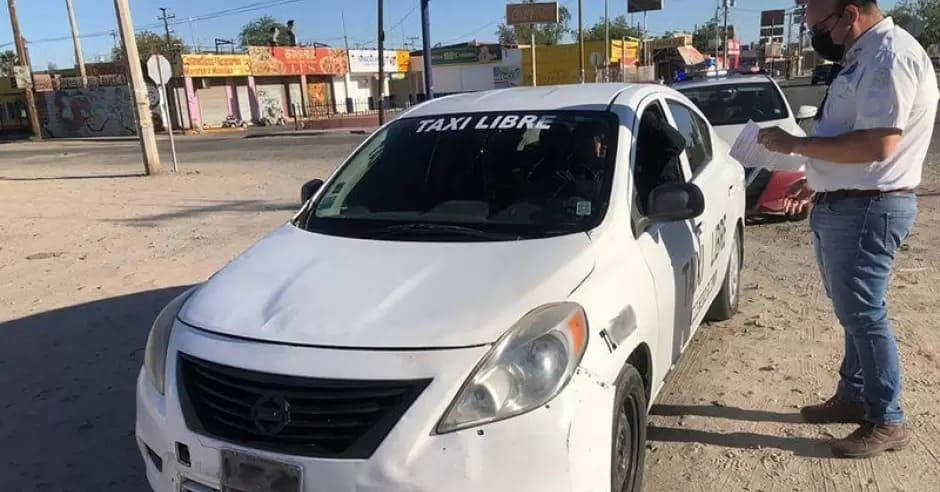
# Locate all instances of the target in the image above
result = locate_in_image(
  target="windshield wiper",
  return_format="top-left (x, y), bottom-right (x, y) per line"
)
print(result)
top-left (364, 223), bottom-right (522, 241)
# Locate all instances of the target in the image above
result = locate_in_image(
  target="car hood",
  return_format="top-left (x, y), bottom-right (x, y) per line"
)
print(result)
top-left (713, 118), bottom-right (805, 148)
top-left (179, 225), bottom-right (595, 349)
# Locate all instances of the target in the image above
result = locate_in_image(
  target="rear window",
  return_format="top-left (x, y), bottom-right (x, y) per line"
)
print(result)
top-left (298, 111), bottom-right (619, 241)
top-left (678, 82), bottom-right (790, 126)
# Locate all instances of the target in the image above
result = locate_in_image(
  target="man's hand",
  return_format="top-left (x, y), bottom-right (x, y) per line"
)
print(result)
top-left (782, 180), bottom-right (814, 216)
top-left (758, 127), bottom-right (802, 155)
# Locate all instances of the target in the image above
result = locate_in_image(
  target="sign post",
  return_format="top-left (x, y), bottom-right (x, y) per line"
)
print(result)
top-left (506, 2), bottom-right (559, 87)
top-left (147, 54), bottom-right (178, 172)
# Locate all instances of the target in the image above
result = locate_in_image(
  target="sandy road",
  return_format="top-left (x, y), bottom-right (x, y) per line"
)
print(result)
top-left (1, 122), bottom-right (938, 491)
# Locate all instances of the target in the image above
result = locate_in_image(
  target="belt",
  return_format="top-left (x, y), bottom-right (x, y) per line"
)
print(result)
top-left (813, 188), bottom-right (915, 204)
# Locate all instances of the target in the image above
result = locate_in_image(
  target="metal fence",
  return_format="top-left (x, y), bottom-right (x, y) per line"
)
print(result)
top-left (301, 97), bottom-right (412, 120)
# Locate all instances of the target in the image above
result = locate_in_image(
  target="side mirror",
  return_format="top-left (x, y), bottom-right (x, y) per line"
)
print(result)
top-left (301, 179), bottom-right (324, 204)
top-left (796, 105), bottom-right (818, 121)
top-left (647, 183), bottom-right (705, 223)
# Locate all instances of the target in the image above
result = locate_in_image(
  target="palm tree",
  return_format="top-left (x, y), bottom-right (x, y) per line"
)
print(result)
top-left (0, 50), bottom-right (19, 77)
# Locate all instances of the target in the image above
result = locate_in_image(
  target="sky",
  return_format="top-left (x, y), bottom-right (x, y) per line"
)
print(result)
top-left (1, 0), bottom-right (902, 70)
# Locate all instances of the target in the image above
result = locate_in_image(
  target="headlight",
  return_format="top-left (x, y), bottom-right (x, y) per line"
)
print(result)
top-left (144, 287), bottom-right (197, 395)
top-left (437, 302), bottom-right (588, 433)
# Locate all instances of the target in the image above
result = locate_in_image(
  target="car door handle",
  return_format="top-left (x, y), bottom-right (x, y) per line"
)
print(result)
top-left (728, 185), bottom-right (735, 196)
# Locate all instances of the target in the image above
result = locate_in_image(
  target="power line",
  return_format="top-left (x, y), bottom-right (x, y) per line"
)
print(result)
top-left (2, 0), bottom-right (308, 48)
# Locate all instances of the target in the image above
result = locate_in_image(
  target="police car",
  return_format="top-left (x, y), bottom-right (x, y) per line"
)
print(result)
top-left (136, 83), bottom-right (745, 492)
top-left (673, 72), bottom-right (817, 219)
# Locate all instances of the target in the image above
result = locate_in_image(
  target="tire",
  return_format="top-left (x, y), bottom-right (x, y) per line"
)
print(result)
top-left (611, 364), bottom-right (647, 492)
top-left (705, 226), bottom-right (742, 322)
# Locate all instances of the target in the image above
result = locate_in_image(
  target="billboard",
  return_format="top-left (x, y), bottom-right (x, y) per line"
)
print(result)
top-left (493, 66), bottom-right (522, 88)
top-left (181, 54), bottom-right (251, 77)
top-left (431, 45), bottom-right (502, 66)
top-left (248, 46), bottom-right (349, 76)
top-left (628, 0), bottom-right (663, 13)
top-left (348, 50), bottom-right (410, 73)
top-left (506, 2), bottom-right (559, 25)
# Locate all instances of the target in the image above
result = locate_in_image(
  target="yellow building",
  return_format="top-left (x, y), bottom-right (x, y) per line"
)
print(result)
top-left (521, 39), bottom-right (640, 86)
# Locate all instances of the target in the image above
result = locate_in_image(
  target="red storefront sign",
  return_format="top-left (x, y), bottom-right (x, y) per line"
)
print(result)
top-left (248, 46), bottom-right (349, 76)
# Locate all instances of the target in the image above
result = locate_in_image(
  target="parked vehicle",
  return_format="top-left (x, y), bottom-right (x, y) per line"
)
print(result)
top-left (811, 63), bottom-right (840, 85)
top-left (136, 84), bottom-right (746, 492)
top-left (674, 73), bottom-right (817, 220)
top-left (221, 114), bottom-right (248, 128)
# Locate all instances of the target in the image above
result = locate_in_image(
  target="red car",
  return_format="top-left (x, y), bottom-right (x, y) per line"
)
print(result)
top-left (674, 73), bottom-right (818, 220)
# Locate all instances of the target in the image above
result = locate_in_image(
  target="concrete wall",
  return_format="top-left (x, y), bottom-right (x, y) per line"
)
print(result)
top-left (41, 86), bottom-right (137, 138)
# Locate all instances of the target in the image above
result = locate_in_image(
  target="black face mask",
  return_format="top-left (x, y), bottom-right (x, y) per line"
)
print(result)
top-left (812, 30), bottom-right (846, 62)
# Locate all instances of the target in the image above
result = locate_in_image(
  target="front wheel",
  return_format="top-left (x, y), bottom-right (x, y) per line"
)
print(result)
top-left (706, 226), bottom-right (742, 321)
top-left (611, 365), bottom-right (647, 492)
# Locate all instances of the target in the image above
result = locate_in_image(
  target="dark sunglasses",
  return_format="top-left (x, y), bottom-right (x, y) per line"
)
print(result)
top-left (807, 12), bottom-right (841, 37)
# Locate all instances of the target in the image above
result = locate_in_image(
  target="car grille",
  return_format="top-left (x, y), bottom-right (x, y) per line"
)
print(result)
top-left (177, 353), bottom-right (431, 459)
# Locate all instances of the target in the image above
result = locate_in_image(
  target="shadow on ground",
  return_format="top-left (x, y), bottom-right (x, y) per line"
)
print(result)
top-left (0, 286), bottom-right (191, 491)
top-left (647, 404), bottom-right (832, 458)
top-left (108, 199), bottom-right (298, 227)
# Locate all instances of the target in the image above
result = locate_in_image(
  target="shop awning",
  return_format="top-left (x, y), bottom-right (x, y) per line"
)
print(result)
top-left (677, 46), bottom-right (706, 66)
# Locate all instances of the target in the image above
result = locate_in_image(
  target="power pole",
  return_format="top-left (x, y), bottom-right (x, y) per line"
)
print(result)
top-left (420, 0), bottom-right (434, 99)
top-left (115, 0), bottom-right (162, 175)
top-left (65, 0), bottom-right (88, 87)
top-left (341, 10), bottom-right (353, 112)
top-left (7, 0), bottom-right (42, 140)
top-left (722, 0), bottom-right (730, 68)
top-left (577, 0), bottom-right (584, 83)
top-left (604, 0), bottom-right (609, 81)
top-left (377, 0), bottom-right (385, 125)
top-left (158, 8), bottom-right (176, 49)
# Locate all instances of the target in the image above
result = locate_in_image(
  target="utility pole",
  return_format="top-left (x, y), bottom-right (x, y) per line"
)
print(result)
top-left (714, 1), bottom-right (721, 62)
top-left (377, 0), bottom-right (385, 125)
top-left (722, 0), bottom-right (730, 68)
top-left (604, 0), bottom-right (609, 81)
top-left (577, 0), bottom-right (584, 83)
top-left (7, 0), bottom-right (42, 140)
top-left (786, 9), bottom-right (793, 79)
top-left (341, 10), bottom-right (353, 113)
top-left (420, 0), bottom-right (433, 100)
top-left (115, 0), bottom-right (162, 175)
top-left (158, 8), bottom-right (176, 50)
top-left (65, 0), bottom-right (88, 87)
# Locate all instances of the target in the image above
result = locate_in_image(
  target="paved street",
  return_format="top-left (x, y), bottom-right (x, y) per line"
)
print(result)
top-left (1, 83), bottom-right (939, 491)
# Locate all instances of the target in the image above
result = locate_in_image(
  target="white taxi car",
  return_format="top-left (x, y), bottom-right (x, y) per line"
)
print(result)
top-left (137, 83), bottom-right (745, 492)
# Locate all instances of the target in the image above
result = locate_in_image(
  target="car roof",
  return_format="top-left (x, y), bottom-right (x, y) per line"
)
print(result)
top-left (671, 74), bottom-right (777, 90)
top-left (399, 83), bottom-right (666, 118)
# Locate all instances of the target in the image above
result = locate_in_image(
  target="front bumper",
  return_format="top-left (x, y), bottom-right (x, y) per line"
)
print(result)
top-left (136, 322), bottom-right (613, 492)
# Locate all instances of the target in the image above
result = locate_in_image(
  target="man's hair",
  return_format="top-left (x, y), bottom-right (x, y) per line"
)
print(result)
top-left (837, 0), bottom-right (879, 11)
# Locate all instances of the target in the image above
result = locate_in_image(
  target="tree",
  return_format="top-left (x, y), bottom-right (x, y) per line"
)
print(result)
top-left (47, 61), bottom-right (58, 72)
top-left (692, 21), bottom-right (720, 54)
top-left (886, 0), bottom-right (940, 48)
top-left (239, 16), bottom-right (287, 47)
top-left (0, 50), bottom-right (18, 77)
top-left (584, 15), bottom-right (642, 41)
top-left (496, 1), bottom-right (571, 45)
top-left (112, 30), bottom-right (184, 63)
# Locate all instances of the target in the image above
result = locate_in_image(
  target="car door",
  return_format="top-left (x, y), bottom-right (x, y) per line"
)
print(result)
top-left (663, 98), bottom-right (728, 329)
top-left (624, 95), bottom-right (702, 370)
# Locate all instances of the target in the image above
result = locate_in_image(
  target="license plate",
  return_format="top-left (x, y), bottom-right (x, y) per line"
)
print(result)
top-left (220, 449), bottom-right (302, 492)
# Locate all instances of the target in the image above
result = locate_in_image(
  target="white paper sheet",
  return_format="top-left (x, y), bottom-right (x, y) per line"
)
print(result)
top-left (729, 120), bottom-right (808, 174)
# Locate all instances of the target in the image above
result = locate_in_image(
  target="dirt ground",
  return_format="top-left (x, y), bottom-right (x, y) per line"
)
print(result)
top-left (1, 131), bottom-right (939, 491)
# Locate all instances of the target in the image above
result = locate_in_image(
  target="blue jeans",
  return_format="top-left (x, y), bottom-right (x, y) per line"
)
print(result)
top-left (811, 194), bottom-right (918, 425)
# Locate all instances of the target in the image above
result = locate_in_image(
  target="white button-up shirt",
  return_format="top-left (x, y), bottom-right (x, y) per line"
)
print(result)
top-left (809, 17), bottom-right (939, 192)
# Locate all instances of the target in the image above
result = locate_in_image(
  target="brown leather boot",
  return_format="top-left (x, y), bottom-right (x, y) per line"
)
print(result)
top-left (800, 395), bottom-right (865, 424)
top-left (831, 422), bottom-right (911, 458)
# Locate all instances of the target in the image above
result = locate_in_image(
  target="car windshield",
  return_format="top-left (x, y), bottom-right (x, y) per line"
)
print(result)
top-left (678, 82), bottom-right (789, 126)
top-left (296, 111), bottom-right (618, 241)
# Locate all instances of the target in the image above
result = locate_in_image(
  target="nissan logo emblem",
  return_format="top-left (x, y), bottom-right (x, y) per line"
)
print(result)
top-left (251, 393), bottom-right (291, 436)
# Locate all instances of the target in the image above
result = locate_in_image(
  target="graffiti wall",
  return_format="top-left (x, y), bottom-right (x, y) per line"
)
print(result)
top-left (42, 86), bottom-right (136, 138)
top-left (41, 84), bottom-right (164, 138)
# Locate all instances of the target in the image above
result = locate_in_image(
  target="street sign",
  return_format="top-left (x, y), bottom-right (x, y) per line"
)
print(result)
top-left (146, 55), bottom-right (172, 86)
top-left (12, 65), bottom-right (32, 89)
top-left (628, 0), bottom-right (663, 14)
top-left (760, 9), bottom-right (786, 28)
top-left (506, 2), bottom-right (559, 25)
top-left (146, 54), bottom-right (178, 173)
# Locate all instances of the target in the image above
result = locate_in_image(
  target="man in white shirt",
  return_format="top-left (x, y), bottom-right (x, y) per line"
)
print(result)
top-left (758, 0), bottom-right (939, 458)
